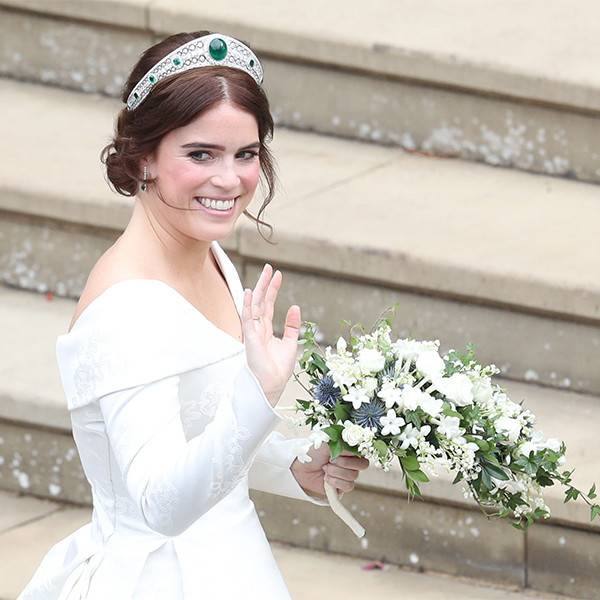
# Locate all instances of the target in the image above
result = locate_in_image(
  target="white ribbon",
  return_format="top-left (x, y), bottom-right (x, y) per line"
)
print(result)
top-left (324, 481), bottom-right (365, 538)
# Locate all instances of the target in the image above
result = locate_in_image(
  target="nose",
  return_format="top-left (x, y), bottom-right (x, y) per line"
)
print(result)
top-left (210, 158), bottom-right (241, 190)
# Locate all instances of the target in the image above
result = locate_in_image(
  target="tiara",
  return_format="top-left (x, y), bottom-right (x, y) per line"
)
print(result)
top-left (126, 33), bottom-right (264, 111)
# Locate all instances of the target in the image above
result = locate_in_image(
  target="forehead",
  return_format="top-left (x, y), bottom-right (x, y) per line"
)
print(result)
top-left (173, 102), bottom-right (258, 141)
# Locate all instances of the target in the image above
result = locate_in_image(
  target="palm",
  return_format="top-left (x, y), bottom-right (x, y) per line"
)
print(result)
top-left (242, 264), bottom-right (301, 400)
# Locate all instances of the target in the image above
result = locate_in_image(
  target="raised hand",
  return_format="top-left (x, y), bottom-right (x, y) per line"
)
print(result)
top-left (242, 263), bottom-right (301, 407)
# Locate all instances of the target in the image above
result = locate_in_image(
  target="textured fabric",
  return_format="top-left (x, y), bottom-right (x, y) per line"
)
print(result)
top-left (19, 240), bottom-right (327, 600)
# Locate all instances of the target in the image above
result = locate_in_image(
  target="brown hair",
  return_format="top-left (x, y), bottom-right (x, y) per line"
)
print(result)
top-left (100, 31), bottom-right (279, 243)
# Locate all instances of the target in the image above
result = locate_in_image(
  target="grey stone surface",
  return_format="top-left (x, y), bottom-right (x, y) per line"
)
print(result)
top-left (0, 490), bottom-right (59, 533)
top-left (261, 57), bottom-right (600, 182)
top-left (0, 7), bottom-right (152, 97)
top-left (527, 523), bottom-right (600, 599)
top-left (0, 211), bottom-right (119, 299)
top-left (252, 487), bottom-right (526, 587)
top-left (0, 422), bottom-right (91, 504)
top-left (1, 2), bottom-right (600, 181)
top-left (0, 500), bottom-right (90, 600)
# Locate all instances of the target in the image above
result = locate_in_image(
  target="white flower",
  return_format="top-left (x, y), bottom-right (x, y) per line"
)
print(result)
top-left (438, 416), bottom-right (463, 440)
top-left (342, 421), bottom-right (373, 447)
top-left (472, 378), bottom-right (494, 404)
top-left (358, 348), bottom-right (386, 374)
top-left (295, 440), bottom-right (313, 463)
top-left (309, 427), bottom-right (330, 450)
top-left (399, 423), bottom-right (431, 450)
top-left (495, 416), bottom-right (522, 443)
top-left (416, 351), bottom-right (445, 381)
top-left (545, 438), bottom-right (561, 453)
top-left (492, 477), bottom-right (526, 495)
top-left (392, 339), bottom-right (440, 361)
top-left (377, 380), bottom-right (404, 409)
top-left (336, 336), bottom-right (347, 353)
top-left (342, 385), bottom-right (371, 410)
top-left (399, 386), bottom-right (429, 411)
top-left (419, 394), bottom-right (444, 418)
top-left (436, 373), bottom-right (474, 406)
top-left (379, 410), bottom-right (405, 436)
top-left (362, 376), bottom-right (378, 396)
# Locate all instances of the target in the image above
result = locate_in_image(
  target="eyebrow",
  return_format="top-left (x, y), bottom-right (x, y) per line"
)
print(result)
top-left (181, 141), bottom-right (260, 151)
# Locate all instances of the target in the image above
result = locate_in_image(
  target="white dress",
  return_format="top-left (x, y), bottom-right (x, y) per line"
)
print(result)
top-left (19, 240), bottom-right (328, 599)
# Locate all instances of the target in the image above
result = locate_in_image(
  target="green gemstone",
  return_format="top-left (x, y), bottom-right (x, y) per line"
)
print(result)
top-left (148, 74), bottom-right (157, 83)
top-left (249, 59), bottom-right (254, 67)
top-left (209, 38), bottom-right (227, 61)
top-left (133, 92), bottom-right (139, 99)
top-left (172, 56), bottom-right (182, 67)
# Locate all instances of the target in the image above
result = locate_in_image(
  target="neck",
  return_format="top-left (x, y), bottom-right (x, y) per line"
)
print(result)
top-left (117, 196), bottom-right (214, 286)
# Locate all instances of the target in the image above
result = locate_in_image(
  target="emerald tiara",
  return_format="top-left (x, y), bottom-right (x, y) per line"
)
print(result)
top-left (126, 33), bottom-right (264, 111)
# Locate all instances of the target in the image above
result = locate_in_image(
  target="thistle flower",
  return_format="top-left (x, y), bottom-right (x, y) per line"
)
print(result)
top-left (313, 374), bottom-right (341, 408)
top-left (351, 399), bottom-right (387, 430)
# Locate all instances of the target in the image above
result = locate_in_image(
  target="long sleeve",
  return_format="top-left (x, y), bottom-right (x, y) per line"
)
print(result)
top-left (248, 432), bottom-right (329, 506)
top-left (99, 363), bottom-right (280, 537)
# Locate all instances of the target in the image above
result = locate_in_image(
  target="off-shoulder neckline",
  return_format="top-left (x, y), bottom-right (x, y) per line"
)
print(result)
top-left (60, 241), bottom-right (244, 348)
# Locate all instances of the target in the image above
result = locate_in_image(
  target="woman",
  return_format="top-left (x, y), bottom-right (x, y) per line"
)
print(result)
top-left (19, 31), bottom-right (368, 599)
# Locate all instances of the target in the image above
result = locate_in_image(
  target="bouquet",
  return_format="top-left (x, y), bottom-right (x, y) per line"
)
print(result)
top-left (291, 307), bottom-right (599, 538)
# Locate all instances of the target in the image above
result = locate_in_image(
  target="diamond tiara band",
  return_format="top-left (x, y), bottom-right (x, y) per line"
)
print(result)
top-left (126, 33), bottom-right (264, 111)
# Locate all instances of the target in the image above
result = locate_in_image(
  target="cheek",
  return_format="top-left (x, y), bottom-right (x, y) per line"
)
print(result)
top-left (242, 162), bottom-right (262, 188)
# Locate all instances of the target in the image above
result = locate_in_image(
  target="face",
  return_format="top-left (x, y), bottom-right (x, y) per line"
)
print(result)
top-left (144, 101), bottom-right (261, 243)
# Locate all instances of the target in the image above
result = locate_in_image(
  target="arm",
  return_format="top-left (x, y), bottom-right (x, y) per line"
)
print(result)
top-left (248, 431), bottom-right (329, 506)
top-left (99, 364), bottom-right (280, 537)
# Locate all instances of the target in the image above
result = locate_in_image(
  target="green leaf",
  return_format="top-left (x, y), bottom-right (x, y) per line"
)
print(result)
top-left (588, 483), bottom-right (597, 500)
top-left (333, 402), bottom-right (351, 422)
top-left (406, 469), bottom-right (430, 483)
top-left (482, 461), bottom-right (510, 481)
top-left (591, 505), bottom-right (600, 521)
top-left (373, 440), bottom-right (389, 461)
top-left (312, 354), bottom-right (327, 374)
top-left (400, 453), bottom-right (420, 472)
top-left (329, 438), bottom-right (343, 460)
top-left (480, 468), bottom-right (493, 491)
top-left (324, 425), bottom-right (343, 441)
top-left (452, 471), bottom-right (464, 484)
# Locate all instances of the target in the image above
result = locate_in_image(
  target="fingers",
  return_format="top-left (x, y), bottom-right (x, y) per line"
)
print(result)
top-left (324, 463), bottom-right (359, 482)
top-left (251, 263), bottom-right (273, 318)
top-left (282, 304), bottom-right (301, 342)
top-left (263, 268), bottom-right (282, 339)
top-left (324, 472), bottom-right (355, 494)
top-left (331, 455), bottom-right (370, 470)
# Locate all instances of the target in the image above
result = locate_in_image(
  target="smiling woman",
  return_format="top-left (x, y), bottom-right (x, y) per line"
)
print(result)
top-left (15, 30), bottom-right (375, 600)
top-left (100, 30), bottom-right (278, 244)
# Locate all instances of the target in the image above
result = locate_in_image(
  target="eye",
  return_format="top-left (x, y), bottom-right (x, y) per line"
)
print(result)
top-left (238, 151), bottom-right (259, 160)
top-left (189, 151), bottom-right (212, 161)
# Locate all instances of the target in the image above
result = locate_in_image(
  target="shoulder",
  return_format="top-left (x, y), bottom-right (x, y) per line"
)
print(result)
top-left (68, 244), bottom-right (152, 333)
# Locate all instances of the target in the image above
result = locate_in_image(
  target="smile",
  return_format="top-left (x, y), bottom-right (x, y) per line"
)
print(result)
top-left (194, 197), bottom-right (238, 212)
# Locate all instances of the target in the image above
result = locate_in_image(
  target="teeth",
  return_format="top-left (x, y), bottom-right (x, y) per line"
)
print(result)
top-left (197, 197), bottom-right (235, 211)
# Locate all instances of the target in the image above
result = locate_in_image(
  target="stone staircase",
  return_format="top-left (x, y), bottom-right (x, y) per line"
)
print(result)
top-left (0, 2), bottom-right (599, 598)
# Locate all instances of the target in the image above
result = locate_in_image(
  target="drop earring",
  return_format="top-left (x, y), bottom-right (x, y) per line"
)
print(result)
top-left (141, 165), bottom-right (148, 192)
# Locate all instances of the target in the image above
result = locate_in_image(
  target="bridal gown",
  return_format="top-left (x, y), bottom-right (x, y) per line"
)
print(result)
top-left (19, 240), bottom-right (328, 599)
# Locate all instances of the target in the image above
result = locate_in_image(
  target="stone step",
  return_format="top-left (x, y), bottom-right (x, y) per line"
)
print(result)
top-left (1, 77), bottom-right (599, 395)
top-left (1, 0), bottom-right (600, 182)
top-left (0, 284), bottom-right (598, 598)
top-left (0, 490), bottom-right (574, 600)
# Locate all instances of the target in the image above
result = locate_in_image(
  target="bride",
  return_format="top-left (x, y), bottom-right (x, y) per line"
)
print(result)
top-left (19, 30), bottom-right (368, 599)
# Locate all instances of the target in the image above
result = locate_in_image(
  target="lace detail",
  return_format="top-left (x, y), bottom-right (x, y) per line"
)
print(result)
top-left (179, 382), bottom-right (224, 440)
top-left (143, 479), bottom-right (179, 532)
top-left (208, 424), bottom-right (253, 499)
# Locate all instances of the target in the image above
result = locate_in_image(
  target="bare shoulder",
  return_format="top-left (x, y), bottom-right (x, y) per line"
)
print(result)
top-left (67, 243), bottom-right (146, 333)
